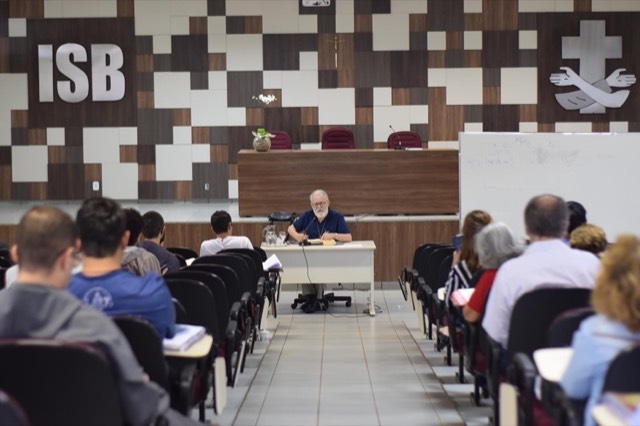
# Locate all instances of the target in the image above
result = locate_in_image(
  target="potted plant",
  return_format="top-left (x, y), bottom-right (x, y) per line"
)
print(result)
top-left (252, 128), bottom-right (274, 152)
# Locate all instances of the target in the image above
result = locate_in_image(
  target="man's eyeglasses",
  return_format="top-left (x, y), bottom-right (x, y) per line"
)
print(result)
top-left (311, 201), bottom-right (328, 208)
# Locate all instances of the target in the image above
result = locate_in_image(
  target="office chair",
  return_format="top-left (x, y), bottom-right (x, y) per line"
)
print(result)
top-left (387, 130), bottom-right (422, 149)
top-left (268, 130), bottom-right (292, 150)
top-left (321, 128), bottom-right (354, 149)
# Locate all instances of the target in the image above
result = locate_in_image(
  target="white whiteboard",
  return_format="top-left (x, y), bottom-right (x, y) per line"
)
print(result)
top-left (459, 132), bottom-right (640, 241)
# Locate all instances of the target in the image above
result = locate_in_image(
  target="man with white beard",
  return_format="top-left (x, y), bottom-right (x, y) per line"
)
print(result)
top-left (287, 189), bottom-right (352, 312)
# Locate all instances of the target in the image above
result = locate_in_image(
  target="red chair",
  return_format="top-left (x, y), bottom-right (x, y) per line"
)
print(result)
top-left (321, 128), bottom-right (354, 149)
top-left (387, 131), bottom-right (422, 149)
top-left (268, 131), bottom-right (292, 150)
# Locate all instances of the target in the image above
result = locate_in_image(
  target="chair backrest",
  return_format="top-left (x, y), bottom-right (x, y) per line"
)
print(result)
top-left (113, 316), bottom-right (170, 391)
top-left (172, 297), bottom-right (189, 323)
top-left (220, 249), bottom-right (262, 272)
top-left (268, 130), bottom-right (292, 150)
top-left (387, 131), bottom-right (422, 149)
top-left (321, 128), bottom-right (354, 149)
top-left (165, 270), bottom-right (230, 335)
top-left (0, 339), bottom-right (123, 426)
top-left (253, 246), bottom-right (267, 262)
top-left (507, 287), bottom-right (591, 363)
top-left (166, 247), bottom-right (198, 260)
top-left (0, 389), bottom-right (29, 426)
top-left (547, 307), bottom-right (595, 347)
top-left (164, 278), bottom-right (220, 341)
top-left (603, 345), bottom-right (640, 393)
top-left (193, 254), bottom-right (256, 296)
top-left (414, 243), bottom-right (449, 284)
top-left (424, 246), bottom-right (455, 292)
top-left (186, 264), bottom-right (242, 304)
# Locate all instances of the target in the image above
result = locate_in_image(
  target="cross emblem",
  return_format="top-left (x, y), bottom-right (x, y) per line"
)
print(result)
top-left (549, 20), bottom-right (636, 114)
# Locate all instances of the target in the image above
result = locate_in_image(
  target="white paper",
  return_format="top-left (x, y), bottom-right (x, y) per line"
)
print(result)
top-left (263, 254), bottom-right (282, 271)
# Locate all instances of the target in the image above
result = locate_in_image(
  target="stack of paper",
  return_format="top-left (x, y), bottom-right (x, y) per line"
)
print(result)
top-left (263, 254), bottom-right (282, 271)
top-left (163, 324), bottom-right (206, 352)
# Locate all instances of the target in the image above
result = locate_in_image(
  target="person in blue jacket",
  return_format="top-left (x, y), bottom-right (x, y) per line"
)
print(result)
top-left (69, 197), bottom-right (176, 339)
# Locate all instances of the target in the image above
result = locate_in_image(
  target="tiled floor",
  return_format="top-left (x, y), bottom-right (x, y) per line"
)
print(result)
top-left (202, 286), bottom-right (492, 426)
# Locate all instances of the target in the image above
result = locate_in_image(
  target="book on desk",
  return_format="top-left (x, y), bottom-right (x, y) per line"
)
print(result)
top-left (162, 324), bottom-right (206, 352)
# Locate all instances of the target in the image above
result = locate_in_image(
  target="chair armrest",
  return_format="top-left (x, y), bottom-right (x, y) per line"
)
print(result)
top-left (225, 319), bottom-right (238, 341)
top-left (256, 276), bottom-right (266, 298)
top-left (509, 352), bottom-right (538, 426)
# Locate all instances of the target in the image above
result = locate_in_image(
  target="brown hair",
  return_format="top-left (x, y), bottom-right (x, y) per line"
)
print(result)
top-left (570, 223), bottom-right (608, 255)
top-left (16, 206), bottom-right (78, 273)
top-left (592, 234), bottom-right (640, 331)
top-left (460, 210), bottom-right (492, 271)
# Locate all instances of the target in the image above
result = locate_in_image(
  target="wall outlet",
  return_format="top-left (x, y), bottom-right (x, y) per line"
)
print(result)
top-left (92, 181), bottom-right (100, 191)
top-left (204, 183), bottom-right (209, 191)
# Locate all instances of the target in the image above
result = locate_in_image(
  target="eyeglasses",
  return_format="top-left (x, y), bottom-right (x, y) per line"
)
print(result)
top-left (311, 201), bottom-right (328, 208)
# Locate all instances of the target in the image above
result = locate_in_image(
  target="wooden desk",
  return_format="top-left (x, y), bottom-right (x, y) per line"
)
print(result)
top-left (262, 241), bottom-right (377, 316)
top-left (237, 149), bottom-right (458, 217)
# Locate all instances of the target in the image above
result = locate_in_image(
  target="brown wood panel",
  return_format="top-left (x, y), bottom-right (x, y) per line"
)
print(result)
top-left (237, 149), bottom-right (458, 216)
top-left (117, 0), bottom-right (134, 17)
top-left (11, 110), bottom-right (27, 128)
top-left (162, 219), bottom-right (458, 282)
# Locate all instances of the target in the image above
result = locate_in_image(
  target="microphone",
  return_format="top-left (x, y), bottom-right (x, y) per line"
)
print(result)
top-left (299, 217), bottom-right (316, 246)
top-left (389, 125), bottom-right (404, 150)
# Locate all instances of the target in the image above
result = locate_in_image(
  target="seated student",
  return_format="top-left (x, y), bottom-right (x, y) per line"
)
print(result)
top-left (69, 197), bottom-right (176, 339)
top-left (462, 222), bottom-right (523, 323)
top-left (137, 211), bottom-right (181, 274)
top-left (200, 210), bottom-right (253, 256)
top-left (566, 200), bottom-right (588, 236)
top-left (443, 210), bottom-right (492, 308)
top-left (122, 208), bottom-right (162, 276)
top-left (569, 223), bottom-right (608, 257)
top-left (0, 206), bottom-right (197, 426)
top-left (561, 234), bottom-right (640, 426)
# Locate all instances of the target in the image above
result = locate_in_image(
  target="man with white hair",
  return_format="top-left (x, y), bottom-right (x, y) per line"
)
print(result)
top-left (287, 189), bottom-right (352, 312)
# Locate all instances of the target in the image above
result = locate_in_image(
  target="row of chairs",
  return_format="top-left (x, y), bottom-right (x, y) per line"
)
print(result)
top-left (265, 128), bottom-right (424, 150)
top-left (399, 242), bottom-right (608, 425)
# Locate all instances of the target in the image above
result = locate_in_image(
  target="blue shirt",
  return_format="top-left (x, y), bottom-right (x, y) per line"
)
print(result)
top-left (136, 240), bottom-right (181, 273)
top-left (69, 270), bottom-right (176, 338)
top-left (561, 315), bottom-right (640, 426)
top-left (292, 209), bottom-right (350, 239)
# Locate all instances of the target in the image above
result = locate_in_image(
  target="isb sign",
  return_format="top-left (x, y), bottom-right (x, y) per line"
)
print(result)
top-left (27, 18), bottom-right (137, 127)
top-left (39, 43), bottom-right (125, 103)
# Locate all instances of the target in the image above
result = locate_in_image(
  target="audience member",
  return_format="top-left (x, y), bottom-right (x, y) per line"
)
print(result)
top-left (0, 206), bottom-right (197, 426)
top-left (200, 210), bottom-right (253, 256)
top-left (287, 189), bottom-right (352, 310)
top-left (569, 223), bottom-right (608, 256)
top-left (122, 208), bottom-right (162, 276)
top-left (69, 198), bottom-right (176, 338)
top-left (462, 222), bottom-right (523, 323)
top-left (138, 210), bottom-right (180, 273)
top-left (567, 200), bottom-right (587, 235)
top-left (482, 194), bottom-right (600, 348)
top-left (561, 234), bottom-right (640, 426)
top-left (443, 210), bottom-right (492, 308)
